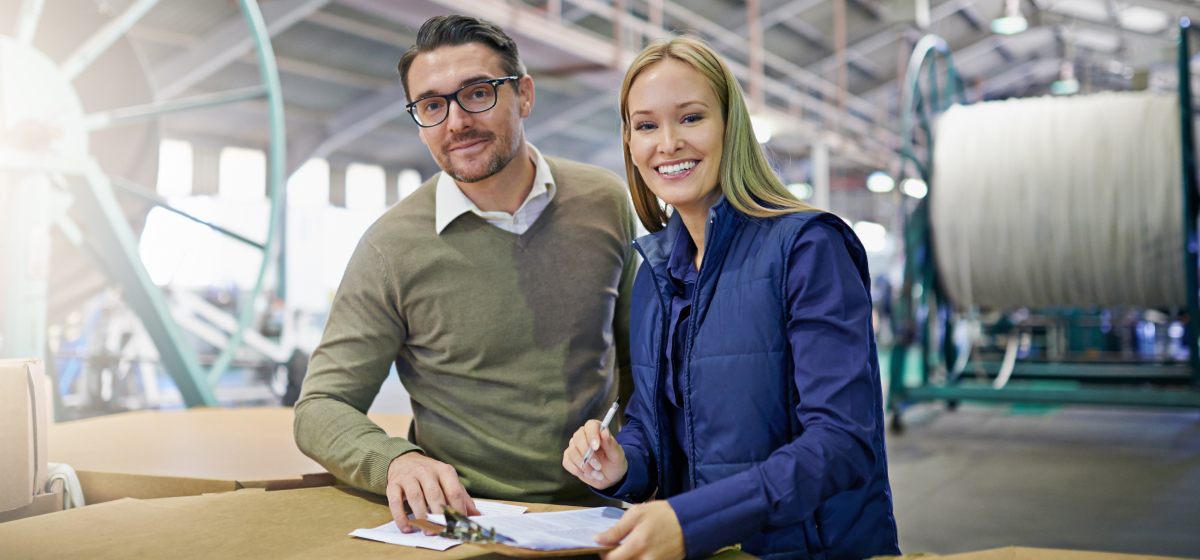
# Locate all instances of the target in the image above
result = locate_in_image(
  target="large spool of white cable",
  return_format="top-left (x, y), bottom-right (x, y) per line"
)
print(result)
top-left (931, 91), bottom-right (1186, 310)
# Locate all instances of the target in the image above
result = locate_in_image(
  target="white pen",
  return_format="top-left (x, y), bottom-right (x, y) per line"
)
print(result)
top-left (580, 398), bottom-right (620, 470)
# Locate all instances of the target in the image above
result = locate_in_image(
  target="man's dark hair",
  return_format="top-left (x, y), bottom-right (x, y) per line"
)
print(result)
top-left (398, 15), bottom-right (526, 102)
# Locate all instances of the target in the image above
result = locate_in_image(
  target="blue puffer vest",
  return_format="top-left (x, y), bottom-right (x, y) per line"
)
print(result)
top-left (628, 198), bottom-right (899, 559)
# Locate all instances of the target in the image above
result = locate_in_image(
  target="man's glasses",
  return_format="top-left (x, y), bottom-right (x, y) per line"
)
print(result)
top-left (406, 76), bottom-right (519, 128)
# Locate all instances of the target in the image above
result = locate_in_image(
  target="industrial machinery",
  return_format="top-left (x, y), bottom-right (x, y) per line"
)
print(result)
top-left (0, 0), bottom-right (291, 414)
top-left (887, 24), bottom-right (1200, 432)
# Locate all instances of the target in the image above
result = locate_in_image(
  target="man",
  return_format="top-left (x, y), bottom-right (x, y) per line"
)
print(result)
top-left (293, 15), bottom-right (636, 534)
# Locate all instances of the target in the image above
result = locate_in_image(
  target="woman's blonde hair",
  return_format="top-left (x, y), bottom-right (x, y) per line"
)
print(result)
top-left (619, 35), bottom-right (816, 232)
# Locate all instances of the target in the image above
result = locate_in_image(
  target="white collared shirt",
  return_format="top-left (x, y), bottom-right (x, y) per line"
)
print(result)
top-left (434, 145), bottom-right (556, 235)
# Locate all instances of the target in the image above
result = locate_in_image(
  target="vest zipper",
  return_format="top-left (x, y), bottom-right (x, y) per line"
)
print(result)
top-left (680, 212), bottom-right (720, 490)
top-left (631, 239), bottom-right (671, 496)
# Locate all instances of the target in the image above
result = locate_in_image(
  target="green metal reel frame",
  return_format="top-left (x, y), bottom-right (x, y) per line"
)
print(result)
top-left (887, 29), bottom-right (1200, 429)
top-left (2, 0), bottom-right (288, 407)
top-left (887, 35), bottom-right (968, 420)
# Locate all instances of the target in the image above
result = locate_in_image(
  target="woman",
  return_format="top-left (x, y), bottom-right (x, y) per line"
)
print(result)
top-left (562, 36), bottom-right (900, 560)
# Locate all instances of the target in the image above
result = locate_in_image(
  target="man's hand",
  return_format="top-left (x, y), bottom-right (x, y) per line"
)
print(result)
top-left (386, 452), bottom-right (480, 534)
top-left (562, 419), bottom-right (627, 489)
top-left (594, 501), bottom-right (685, 560)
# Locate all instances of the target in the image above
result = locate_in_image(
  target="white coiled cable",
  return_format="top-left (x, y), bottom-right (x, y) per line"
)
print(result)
top-left (931, 91), bottom-right (1187, 310)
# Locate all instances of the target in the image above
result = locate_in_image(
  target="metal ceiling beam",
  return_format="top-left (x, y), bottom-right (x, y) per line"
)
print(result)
top-left (525, 92), bottom-right (615, 143)
top-left (956, 2), bottom-right (989, 31)
top-left (343, 0), bottom-right (630, 90)
top-left (779, 18), bottom-right (887, 79)
top-left (733, 0), bottom-right (824, 33)
top-left (808, 0), bottom-right (987, 79)
top-left (1095, 0), bottom-right (1200, 18)
top-left (285, 82), bottom-right (412, 176)
top-left (15, 0), bottom-right (46, 45)
top-left (244, 53), bottom-right (393, 90)
top-left (652, 0), bottom-right (893, 129)
top-left (860, 28), bottom-right (1058, 103)
top-left (572, 0), bottom-right (890, 124)
top-left (61, 0), bottom-right (161, 80)
top-left (152, 0), bottom-right (331, 101)
top-left (311, 0), bottom-right (892, 166)
top-left (1034, 5), bottom-right (1180, 42)
top-left (809, 26), bottom-right (903, 80)
top-left (305, 11), bottom-right (413, 47)
top-left (981, 57), bottom-right (1063, 93)
top-left (780, 14), bottom-right (833, 50)
top-left (849, 0), bottom-right (890, 20)
top-left (128, 24), bottom-right (393, 91)
top-left (655, 1), bottom-right (895, 153)
top-left (341, 0), bottom-right (892, 158)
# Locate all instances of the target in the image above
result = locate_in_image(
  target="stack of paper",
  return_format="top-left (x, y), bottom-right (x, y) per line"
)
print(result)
top-left (425, 499), bottom-right (528, 525)
top-left (472, 507), bottom-right (624, 550)
top-left (349, 499), bottom-right (529, 550)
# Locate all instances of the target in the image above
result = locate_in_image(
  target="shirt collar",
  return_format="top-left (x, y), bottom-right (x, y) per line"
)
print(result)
top-left (434, 144), bottom-right (556, 234)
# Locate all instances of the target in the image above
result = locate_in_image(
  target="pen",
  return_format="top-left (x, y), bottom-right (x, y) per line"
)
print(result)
top-left (580, 398), bottom-right (620, 469)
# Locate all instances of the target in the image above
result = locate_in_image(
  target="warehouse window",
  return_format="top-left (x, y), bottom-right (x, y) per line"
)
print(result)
top-left (288, 158), bottom-right (330, 208)
top-left (397, 169), bottom-right (422, 201)
top-left (345, 163), bottom-right (386, 215)
top-left (218, 146), bottom-right (266, 201)
top-left (155, 139), bottom-right (193, 197)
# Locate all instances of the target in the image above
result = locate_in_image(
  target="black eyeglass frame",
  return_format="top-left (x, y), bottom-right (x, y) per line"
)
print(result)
top-left (405, 76), bottom-right (521, 128)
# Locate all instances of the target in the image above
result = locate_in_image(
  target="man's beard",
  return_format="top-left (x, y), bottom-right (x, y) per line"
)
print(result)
top-left (438, 127), bottom-right (520, 184)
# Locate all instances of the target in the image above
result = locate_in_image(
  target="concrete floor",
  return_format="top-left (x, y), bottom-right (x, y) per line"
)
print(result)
top-left (887, 403), bottom-right (1200, 558)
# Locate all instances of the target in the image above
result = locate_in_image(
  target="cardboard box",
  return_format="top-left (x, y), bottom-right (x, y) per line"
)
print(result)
top-left (0, 486), bottom-right (610, 560)
top-left (47, 407), bottom-right (411, 504)
top-left (0, 488), bottom-right (63, 523)
top-left (0, 359), bottom-right (49, 514)
top-left (0, 486), bottom-right (1184, 560)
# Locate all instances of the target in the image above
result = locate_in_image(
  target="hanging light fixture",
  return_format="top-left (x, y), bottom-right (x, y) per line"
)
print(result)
top-left (1051, 32), bottom-right (1080, 95)
top-left (991, 0), bottom-right (1028, 34)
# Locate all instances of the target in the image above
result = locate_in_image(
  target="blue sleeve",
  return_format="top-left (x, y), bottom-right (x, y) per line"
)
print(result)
top-left (593, 395), bottom-right (657, 503)
top-left (593, 265), bottom-right (659, 503)
top-left (666, 219), bottom-right (879, 556)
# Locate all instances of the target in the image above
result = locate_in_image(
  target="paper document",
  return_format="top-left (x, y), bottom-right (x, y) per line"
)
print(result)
top-left (472, 507), bottom-right (625, 550)
top-left (349, 499), bottom-right (531, 550)
top-left (349, 522), bottom-right (461, 551)
top-left (425, 499), bottom-right (528, 526)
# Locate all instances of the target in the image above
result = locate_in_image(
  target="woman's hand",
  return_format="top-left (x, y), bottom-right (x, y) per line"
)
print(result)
top-left (595, 501), bottom-right (685, 560)
top-left (563, 419), bottom-right (628, 488)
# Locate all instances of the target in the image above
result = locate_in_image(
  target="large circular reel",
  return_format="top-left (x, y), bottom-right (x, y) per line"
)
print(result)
top-left (0, 0), bottom-right (288, 408)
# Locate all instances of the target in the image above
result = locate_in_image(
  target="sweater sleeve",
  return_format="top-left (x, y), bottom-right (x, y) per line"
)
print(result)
top-left (293, 237), bottom-right (421, 496)
top-left (665, 219), bottom-right (879, 557)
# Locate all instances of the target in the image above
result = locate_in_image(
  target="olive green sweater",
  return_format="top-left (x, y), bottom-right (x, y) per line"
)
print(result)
top-left (294, 157), bottom-right (636, 505)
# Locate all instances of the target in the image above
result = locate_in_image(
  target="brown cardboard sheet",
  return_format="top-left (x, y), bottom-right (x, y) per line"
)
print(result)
top-left (0, 486), bottom-right (1180, 560)
top-left (0, 488), bottom-right (63, 523)
top-left (0, 486), bottom-right (597, 560)
top-left (0, 486), bottom-right (757, 560)
top-left (47, 407), bottom-right (411, 504)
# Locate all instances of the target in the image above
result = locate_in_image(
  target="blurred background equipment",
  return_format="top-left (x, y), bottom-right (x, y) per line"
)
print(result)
top-left (0, 0), bottom-right (289, 416)
top-left (886, 25), bottom-right (1200, 432)
top-left (0, 359), bottom-right (64, 523)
